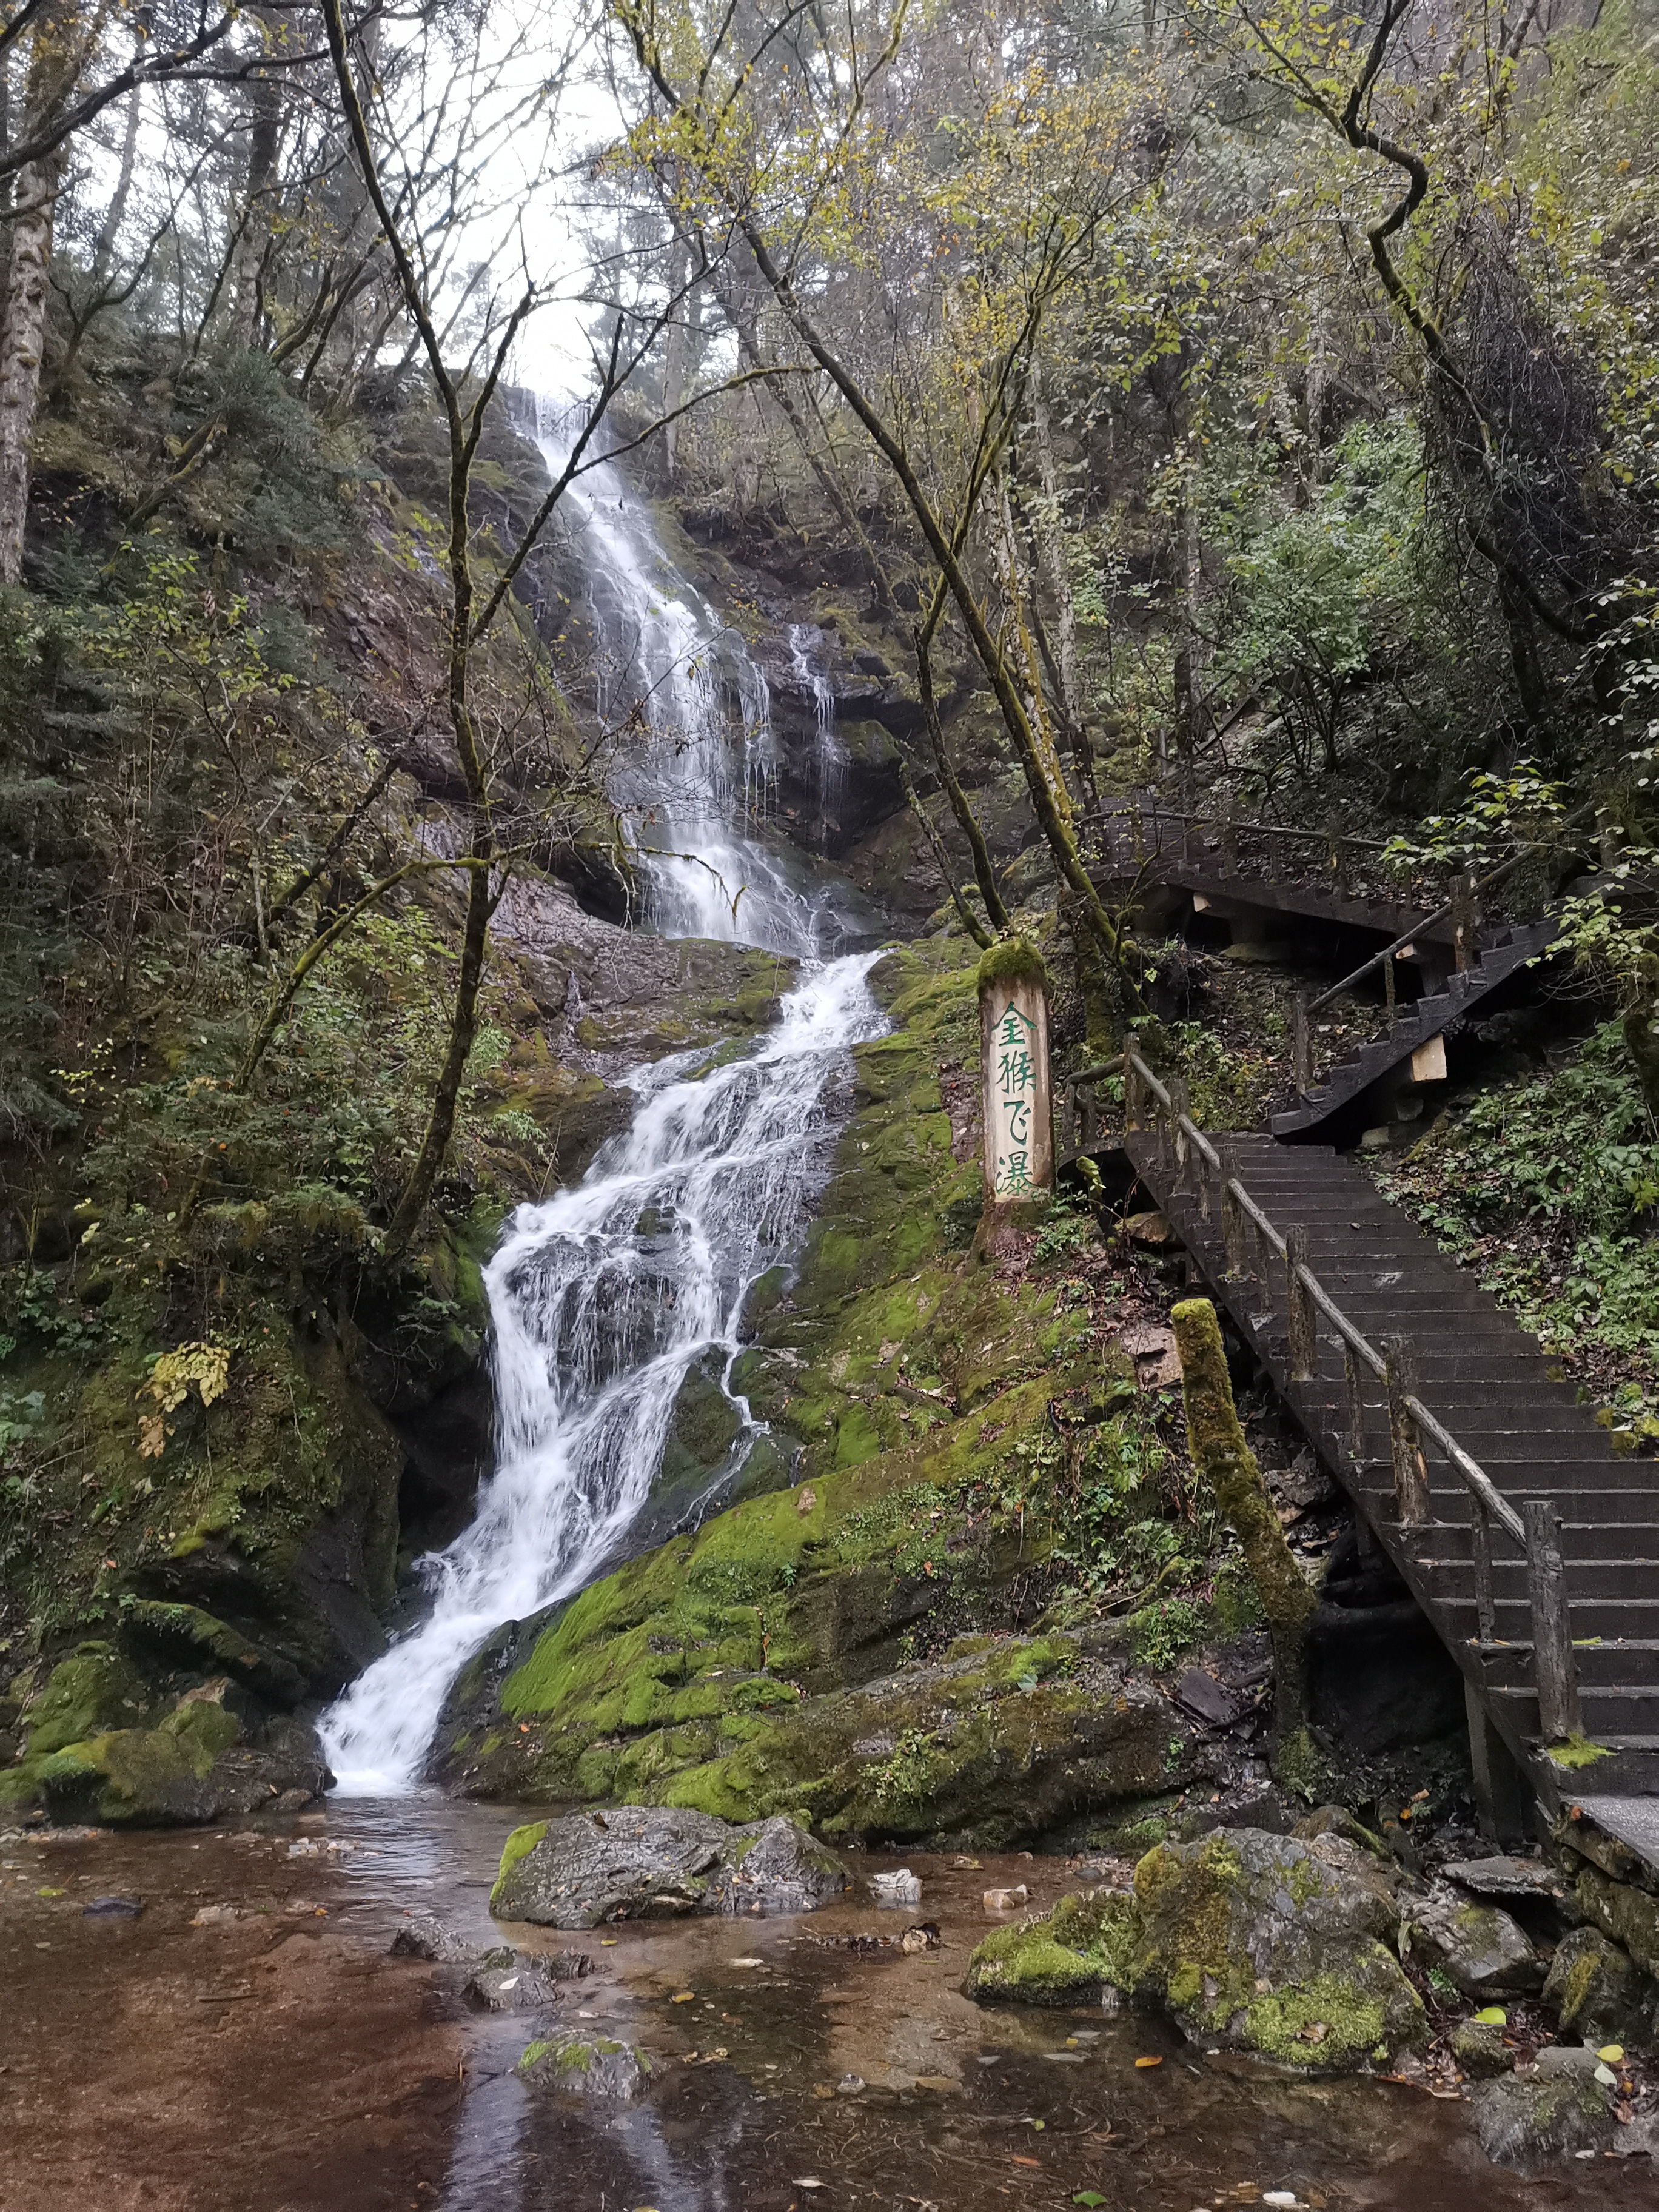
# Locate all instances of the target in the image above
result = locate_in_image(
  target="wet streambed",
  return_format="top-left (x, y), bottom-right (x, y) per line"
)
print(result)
top-left (1, 1799), bottom-right (1647, 2212)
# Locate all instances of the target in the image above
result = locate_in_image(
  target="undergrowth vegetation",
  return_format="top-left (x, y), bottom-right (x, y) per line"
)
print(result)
top-left (1380, 1022), bottom-right (1659, 1429)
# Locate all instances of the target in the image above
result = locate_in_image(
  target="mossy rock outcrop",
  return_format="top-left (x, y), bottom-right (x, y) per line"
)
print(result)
top-left (17, 1642), bottom-right (155, 1754)
top-left (965, 1827), bottom-right (1427, 2075)
top-left (2, 1684), bottom-right (327, 1825)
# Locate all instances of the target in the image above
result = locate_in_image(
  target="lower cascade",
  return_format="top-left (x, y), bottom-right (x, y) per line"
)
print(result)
top-left (320, 954), bottom-right (882, 1791)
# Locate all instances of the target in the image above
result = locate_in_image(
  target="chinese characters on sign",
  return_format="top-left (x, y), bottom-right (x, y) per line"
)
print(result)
top-left (992, 1001), bottom-right (1039, 1195)
top-left (979, 967), bottom-right (1052, 1204)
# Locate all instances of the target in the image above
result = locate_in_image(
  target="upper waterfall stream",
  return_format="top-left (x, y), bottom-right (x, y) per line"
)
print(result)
top-left (319, 410), bottom-right (886, 1794)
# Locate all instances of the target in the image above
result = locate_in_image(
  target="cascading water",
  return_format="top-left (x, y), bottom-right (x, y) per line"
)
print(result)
top-left (787, 621), bottom-right (846, 837)
top-left (319, 406), bottom-right (886, 1794)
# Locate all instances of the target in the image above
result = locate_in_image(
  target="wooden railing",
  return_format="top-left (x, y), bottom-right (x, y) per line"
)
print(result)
top-left (1114, 1046), bottom-right (1583, 1744)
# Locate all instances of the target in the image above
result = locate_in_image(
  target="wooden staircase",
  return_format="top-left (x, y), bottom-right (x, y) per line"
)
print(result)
top-left (1116, 1082), bottom-right (1659, 1849)
top-left (1271, 916), bottom-right (1560, 1139)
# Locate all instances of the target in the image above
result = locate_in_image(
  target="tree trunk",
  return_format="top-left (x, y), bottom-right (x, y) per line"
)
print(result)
top-left (1171, 1297), bottom-right (1316, 1741)
top-left (0, 152), bottom-right (58, 583)
top-left (659, 228), bottom-right (694, 486)
top-left (1025, 361), bottom-right (1096, 800)
top-left (0, 4), bottom-right (80, 582)
top-left (232, 8), bottom-right (284, 349)
top-left (90, 78), bottom-right (141, 284)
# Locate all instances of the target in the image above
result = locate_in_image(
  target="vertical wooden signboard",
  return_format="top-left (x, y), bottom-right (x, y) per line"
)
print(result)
top-left (978, 940), bottom-right (1053, 1205)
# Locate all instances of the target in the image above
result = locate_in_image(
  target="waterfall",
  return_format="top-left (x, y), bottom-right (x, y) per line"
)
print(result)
top-left (318, 406), bottom-right (886, 1795)
top-left (787, 620), bottom-right (846, 838)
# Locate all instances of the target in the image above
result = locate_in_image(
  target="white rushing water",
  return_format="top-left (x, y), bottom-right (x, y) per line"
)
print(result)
top-left (319, 404), bottom-right (885, 1794)
top-left (787, 620), bottom-right (846, 838)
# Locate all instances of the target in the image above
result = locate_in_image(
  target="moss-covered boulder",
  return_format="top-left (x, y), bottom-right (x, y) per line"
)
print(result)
top-left (120, 1600), bottom-right (308, 1708)
top-left (965, 1887), bottom-right (1141, 2005)
top-left (1449, 2017), bottom-right (1513, 2078)
top-left (1130, 1828), bottom-right (1424, 2070)
top-left (489, 1804), bottom-right (847, 1927)
top-left (2, 1684), bottom-right (327, 1825)
top-left (965, 1828), bottom-right (1426, 2074)
top-left (517, 2034), bottom-right (654, 2100)
top-left (1543, 1925), bottom-right (1659, 2048)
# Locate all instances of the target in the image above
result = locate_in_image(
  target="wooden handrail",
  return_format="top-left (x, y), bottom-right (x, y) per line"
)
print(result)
top-left (1086, 797), bottom-right (1395, 857)
top-left (1107, 1044), bottom-right (1576, 1734)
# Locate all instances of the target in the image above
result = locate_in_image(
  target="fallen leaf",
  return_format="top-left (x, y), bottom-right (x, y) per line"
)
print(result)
top-left (1472, 2006), bottom-right (1507, 2025)
top-left (671, 1991), bottom-right (695, 2003)
top-left (1598, 2043), bottom-right (1625, 2063)
top-left (1010, 2156), bottom-right (1043, 2170)
top-left (1074, 2194), bottom-right (1108, 2208)
top-left (1134, 2055), bottom-right (1163, 2069)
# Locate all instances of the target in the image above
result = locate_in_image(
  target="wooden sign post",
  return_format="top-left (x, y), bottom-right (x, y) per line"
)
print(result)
top-left (978, 938), bottom-right (1053, 1207)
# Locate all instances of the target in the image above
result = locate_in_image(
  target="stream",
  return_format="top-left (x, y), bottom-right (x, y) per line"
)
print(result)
top-left (3, 1798), bottom-right (1647, 2212)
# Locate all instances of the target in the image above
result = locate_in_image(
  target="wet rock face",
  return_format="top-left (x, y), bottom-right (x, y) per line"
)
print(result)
top-left (1403, 1881), bottom-right (1544, 1999)
top-left (1473, 2063), bottom-right (1615, 2170)
top-left (965, 1826), bottom-right (1426, 2076)
top-left (489, 1806), bottom-right (848, 1929)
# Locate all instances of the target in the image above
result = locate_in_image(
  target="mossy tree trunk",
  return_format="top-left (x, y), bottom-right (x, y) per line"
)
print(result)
top-left (1171, 1298), bottom-right (1316, 1743)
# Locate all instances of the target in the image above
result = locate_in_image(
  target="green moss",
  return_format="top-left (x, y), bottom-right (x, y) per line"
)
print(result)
top-left (976, 936), bottom-right (1048, 993)
top-left (24, 1644), bottom-right (152, 1754)
top-left (966, 1887), bottom-right (1142, 2005)
top-left (491, 1819), bottom-right (549, 1910)
top-left (1239, 1957), bottom-right (1400, 2070)
top-left (1546, 1733), bottom-right (1613, 1770)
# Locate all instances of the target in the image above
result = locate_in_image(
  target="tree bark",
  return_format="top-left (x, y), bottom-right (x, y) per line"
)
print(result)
top-left (0, 7), bottom-right (75, 584)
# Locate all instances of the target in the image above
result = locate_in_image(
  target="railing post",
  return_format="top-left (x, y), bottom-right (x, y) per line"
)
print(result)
top-left (1219, 1145), bottom-right (1245, 1279)
top-left (1292, 993), bottom-right (1313, 1098)
top-left (1472, 1499), bottom-right (1496, 1647)
top-left (1383, 949), bottom-right (1397, 1028)
top-left (1382, 1332), bottom-right (1430, 1525)
top-left (1452, 870), bottom-right (1476, 973)
top-left (1286, 1227), bottom-right (1316, 1381)
top-left (1344, 1342), bottom-right (1367, 1460)
top-left (1122, 1042), bottom-right (1141, 1133)
top-left (1524, 1498), bottom-right (1581, 1741)
top-left (1077, 1076), bottom-right (1099, 1156)
top-left (1167, 1075), bottom-right (1192, 1193)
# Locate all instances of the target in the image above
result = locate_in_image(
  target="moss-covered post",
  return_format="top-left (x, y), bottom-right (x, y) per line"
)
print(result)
top-left (1171, 1298), bottom-right (1316, 1745)
top-left (977, 937), bottom-right (1053, 1208)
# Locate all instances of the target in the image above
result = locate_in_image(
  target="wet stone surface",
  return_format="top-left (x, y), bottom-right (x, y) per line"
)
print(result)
top-left (2, 1797), bottom-right (1656, 2211)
